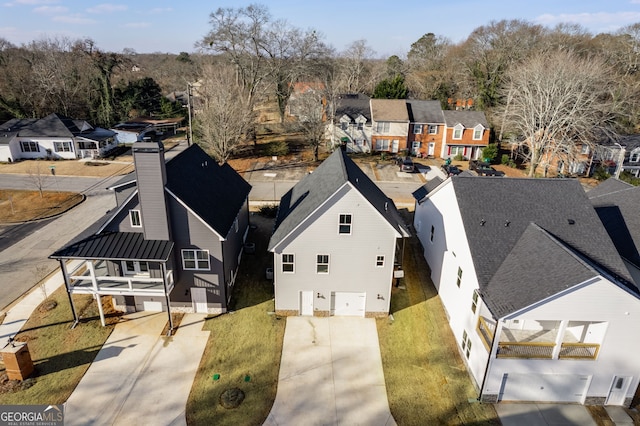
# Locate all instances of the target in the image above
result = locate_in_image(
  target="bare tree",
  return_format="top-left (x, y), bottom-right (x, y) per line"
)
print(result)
top-left (500, 50), bottom-right (619, 177)
top-left (27, 161), bottom-right (48, 198)
top-left (194, 64), bottom-right (253, 164)
top-left (288, 85), bottom-right (327, 161)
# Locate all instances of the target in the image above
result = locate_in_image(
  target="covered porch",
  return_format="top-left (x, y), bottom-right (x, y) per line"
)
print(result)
top-left (50, 232), bottom-right (176, 334)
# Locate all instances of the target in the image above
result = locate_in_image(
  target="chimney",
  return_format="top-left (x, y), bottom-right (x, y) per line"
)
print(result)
top-left (132, 141), bottom-right (171, 241)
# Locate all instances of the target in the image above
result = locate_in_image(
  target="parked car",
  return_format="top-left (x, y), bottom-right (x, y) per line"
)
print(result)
top-left (441, 164), bottom-right (461, 176)
top-left (397, 156), bottom-right (415, 172)
top-left (469, 160), bottom-right (505, 177)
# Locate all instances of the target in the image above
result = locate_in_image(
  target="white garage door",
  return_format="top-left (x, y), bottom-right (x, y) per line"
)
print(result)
top-left (332, 292), bottom-right (366, 317)
top-left (142, 300), bottom-right (163, 312)
top-left (499, 373), bottom-right (590, 403)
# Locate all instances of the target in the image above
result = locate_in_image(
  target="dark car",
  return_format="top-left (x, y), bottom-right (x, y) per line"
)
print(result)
top-left (469, 160), bottom-right (505, 177)
top-left (441, 164), bottom-right (461, 176)
top-left (398, 156), bottom-right (415, 172)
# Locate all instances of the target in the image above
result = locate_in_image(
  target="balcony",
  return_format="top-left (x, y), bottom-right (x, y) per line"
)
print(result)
top-left (476, 317), bottom-right (601, 360)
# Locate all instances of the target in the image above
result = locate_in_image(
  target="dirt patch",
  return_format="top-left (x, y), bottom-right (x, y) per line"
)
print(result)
top-left (161, 312), bottom-right (185, 335)
top-left (0, 190), bottom-right (83, 223)
top-left (0, 373), bottom-right (36, 395)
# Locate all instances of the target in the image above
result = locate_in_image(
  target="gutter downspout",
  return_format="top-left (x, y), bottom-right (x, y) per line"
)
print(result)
top-left (478, 316), bottom-right (500, 402)
top-left (59, 259), bottom-right (79, 328)
top-left (161, 262), bottom-right (173, 336)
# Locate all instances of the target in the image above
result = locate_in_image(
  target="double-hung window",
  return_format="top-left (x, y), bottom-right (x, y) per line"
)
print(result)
top-left (54, 141), bottom-right (73, 152)
top-left (316, 254), bottom-right (329, 274)
top-left (129, 210), bottom-right (142, 227)
top-left (339, 214), bottom-right (352, 234)
top-left (456, 267), bottom-right (463, 287)
top-left (453, 125), bottom-right (464, 140)
top-left (376, 139), bottom-right (390, 151)
top-left (428, 125), bottom-right (438, 134)
top-left (471, 289), bottom-right (479, 313)
top-left (182, 249), bottom-right (210, 270)
top-left (282, 254), bottom-right (294, 273)
top-left (414, 124), bottom-right (423, 134)
top-left (376, 121), bottom-right (390, 133)
top-left (461, 330), bottom-right (472, 359)
top-left (376, 255), bottom-right (385, 267)
top-left (20, 141), bottom-right (39, 152)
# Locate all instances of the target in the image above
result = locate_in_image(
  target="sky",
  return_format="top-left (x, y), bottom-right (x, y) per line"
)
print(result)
top-left (2, 0), bottom-right (640, 57)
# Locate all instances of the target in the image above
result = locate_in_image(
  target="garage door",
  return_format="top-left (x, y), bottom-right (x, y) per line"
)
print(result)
top-left (499, 373), bottom-right (590, 403)
top-left (332, 292), bottom-right (366, 317)
top-left (142, 300), bottom-right (163, 312)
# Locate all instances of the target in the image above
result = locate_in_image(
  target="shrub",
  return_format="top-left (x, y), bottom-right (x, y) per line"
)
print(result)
top-left (259, 204), bottom-right (279, 218)
top-left (620, 171), bottom-right (640, 186)
top-left (481, 144), bottom-right (498, 162)
top-left (593, 166), bottom-right (611, 181)
top-left (453, 153), bottom-right (464, 161)
top-left (262, 141), bottom-right (289, 157)
top-left (501, 154), bottom-right (510, 165)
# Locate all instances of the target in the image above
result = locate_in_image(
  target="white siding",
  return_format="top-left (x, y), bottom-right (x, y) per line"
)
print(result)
top-left (273, 185), bottom-right (399, 315)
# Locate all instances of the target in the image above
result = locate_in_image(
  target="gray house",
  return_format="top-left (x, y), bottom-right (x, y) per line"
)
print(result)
top-left (50, 142), bottom-right (251, 331)
top-left (268, 149), bottom-right (410, 317)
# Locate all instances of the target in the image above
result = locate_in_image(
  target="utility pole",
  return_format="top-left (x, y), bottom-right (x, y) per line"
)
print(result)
top-left (187, 83), bottom-right (194, 146)
top-left (614, 143), bottom-right (626, 179)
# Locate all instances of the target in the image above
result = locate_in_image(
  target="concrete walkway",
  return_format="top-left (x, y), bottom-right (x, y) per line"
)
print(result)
top-left (264, 317), bottom-right (396, 426)
top-left (64, 312), bottom-right (209, 426)
top-left (495, 403), bottom-right (598, 426)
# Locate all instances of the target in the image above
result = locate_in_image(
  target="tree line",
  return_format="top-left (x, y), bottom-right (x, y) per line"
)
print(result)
top-left (3, 4), bottom-right (640, 170)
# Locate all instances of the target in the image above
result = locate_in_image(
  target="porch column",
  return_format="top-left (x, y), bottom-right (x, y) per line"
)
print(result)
top-left (161, 263), bottom-right (173, 336)
top-left (95, 294), bottom-right (106, 327)
top-left (87, 261), bottom-right (98, 291)
top-left (59, 259), bottom-right (79, 328)
top-left (552, 320), bottom-right (569, 360)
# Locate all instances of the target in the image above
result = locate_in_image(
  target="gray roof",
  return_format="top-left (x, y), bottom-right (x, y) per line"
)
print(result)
top-left (50, 232), bottom-right (173, 261)
top-left (335, 94), bottom-right (371, 123)
top-left (598, 134), bottom-right (640, 150)
top-left (588, 179), bottom-right (640, 267)
top-left (0, 113), bottom-right (114, 142)
top-left (449, 177), bottom-right (637, 317)
top-left (0, 118), bottom-right (38, 145)
top-left (268, 149), bottom-right (409, 251)
top-left (19, 113), bottom-right (82, 137)
top-left (442, 110), bottom-right (489, 128)
top-left (407, 100), bottom-right (444, 124)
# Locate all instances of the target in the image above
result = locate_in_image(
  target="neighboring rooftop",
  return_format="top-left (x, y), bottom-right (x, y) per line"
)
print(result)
top-left (442, 110), bottom-right (489, 128)
top-left (407, 100), bottom-right (445, 124)
top-left (370, 99), bottom-right (409, 122)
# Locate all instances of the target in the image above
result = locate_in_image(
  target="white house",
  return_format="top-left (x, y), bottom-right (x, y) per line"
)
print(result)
top-left (0, 113), bottom-right (117, 162)
top-left (268, 149), bottom-right (410, 317)
top-left (327, 94), bottom-right (372, 153)
top-left (413, 176), bottom-right (640, 406)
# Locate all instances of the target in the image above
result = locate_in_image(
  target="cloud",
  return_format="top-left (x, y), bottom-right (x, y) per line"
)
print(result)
top-left (12, 0), bottom-right (58, 4)
top-left (52, 14), bottom-right (95, 24)
top-left (150, 7), bottom-right (172, 14)
top-left (124, 22), bottom-right (151, 28)
top-left (34, 5), bottom-right (66, 13)
top-left (87, 3), bottom-right (127, 14)
top-left (535, 11), bottom-right (640, 29)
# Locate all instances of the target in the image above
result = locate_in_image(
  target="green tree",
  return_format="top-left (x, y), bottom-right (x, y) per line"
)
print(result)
top-left (373, 75), bottom-right (408, 99)
top-left (114, 77), bottom-right (162, 119)
top-left (481, 144), bottom-right (499, 162)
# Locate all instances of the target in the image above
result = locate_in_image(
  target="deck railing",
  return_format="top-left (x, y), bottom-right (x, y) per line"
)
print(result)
top-left (477, 316), bottom-right (495, 351)
top-left (497, 342), bottom-right (555, 359)
top-left (559, 343), bottom-right (600, 360)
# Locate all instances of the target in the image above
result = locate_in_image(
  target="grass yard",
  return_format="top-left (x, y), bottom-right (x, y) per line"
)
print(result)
top-left (0, 159), bottom-right (134, 177)
top-left (0, 189), bottom-right (83, 222)
top-left (0, 286), bottom-right (119, 404)
top-left (186, 213), bottom-right (285, 426)
top-left (377, 212), bottom-right (500, 425)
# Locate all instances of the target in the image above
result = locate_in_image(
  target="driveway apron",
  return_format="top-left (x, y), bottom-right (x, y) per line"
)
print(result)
top-left (64, 312), bottom-right (209, 426)
top-left (265, 316), bottom-right (396, 426)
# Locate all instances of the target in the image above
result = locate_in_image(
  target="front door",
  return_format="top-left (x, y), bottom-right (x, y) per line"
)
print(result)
top-left (191, 287), bottom-right (208, 313)
top-left (123, 260), bottom-right (149, 276)
top-left (606, 376), bottom-right (632, 405)
top-left (391, 140), bottom-right (399, 153)
top-left (428, 142), bottom-right (435, 156)
top-left (300, 291), bottom-right (313, 316)
top-left (411, 141), bottom-right (421, 155)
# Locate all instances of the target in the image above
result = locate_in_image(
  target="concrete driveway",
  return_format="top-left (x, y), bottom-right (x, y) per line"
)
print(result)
top-left (264, 316), bottom-right (395, 426)
top-left (64, 312), bottom-right (209, 426)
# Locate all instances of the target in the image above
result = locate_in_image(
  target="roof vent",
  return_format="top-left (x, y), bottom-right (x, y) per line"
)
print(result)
top-left (480, 219), bottom-right (486, 226)
top-left (568, 219), bottom-right (575, 225)
top-left (385, 201), bottom-right (388, 211)
top-left (504, 220), bottom-right (510, 227)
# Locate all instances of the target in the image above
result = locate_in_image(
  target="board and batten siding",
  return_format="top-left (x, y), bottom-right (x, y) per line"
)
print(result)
top-left (133, 144), bottom-right (171, 241)
top-left (273, 185), bottom-right (398, 315)
top-left (221, 198), bottom-right (250, 289)
top-left (483, 277), bottom-right (640, 402)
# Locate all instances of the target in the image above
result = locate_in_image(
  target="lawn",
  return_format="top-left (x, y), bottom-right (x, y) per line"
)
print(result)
top-left (0, 286), bottom-right (119, 404)
top-left (377, 213), bottom-right (500, 425)
top-left (186, 213), bottom-right (285, 426)
top-left (0, 158), bottom-right (134, 177)
top-left (0, 189), bottom-right (83, 222)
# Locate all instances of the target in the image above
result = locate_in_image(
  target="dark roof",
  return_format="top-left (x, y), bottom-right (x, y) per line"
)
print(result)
top-left (412, 177), bottom-right (444, 201)
top-left (407, 100), bottom-right (444, 124)
top-left (484, 223), bottom-right (600, 317)
top-left (19, 113), bottom-right (81, 137)
top-left (165, 144), bottom-right (251, 237)
top-left (268, 149), bottom-right (409, 251)
top-left (449, 177), bottom-right (636, 316)
top-left (50, 232), bottom-right (173, 261)
top-left (442, 110), bottom-right (489, 128)
top-left (0, 118), bottom-right (38, 145)
top-left (588, 179), bottom-right (640, 267)
top-left (335, 94), bottom-right (371, 123)
top-left (598, 134), bottom-right (640, 150)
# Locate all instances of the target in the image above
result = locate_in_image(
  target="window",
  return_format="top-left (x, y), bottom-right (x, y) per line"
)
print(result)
top-left (339, 214), bottom-right (352, 234)
top-left (357, 123), bottom-right (364, 131)
top-left (234, 217), bottom-right (239, 232)
top-left (413, 124), bottom-right (423, 134)
top-left (448, 145), bottom-right (464, 157)
top-left (631, 150), bottom-right (640, 162)
top-left (473, 126), bottom-right (483, 140)
top-left (123, 260), bottom-right (149, 276)
top-left (453, 125), bottom-right (463, 140)
top-left (376, 121), bottom-right (390, 133)
top-left (376, 255), bottom-right (385, 267)
top-left (471, 289), bottom-right (479, 313)
top-left (20, 141), bottom-right (39, 153)
top-left (461, 330), bottom-right (472, 359)
top-left (428, 125), bottom-right (438, 134)
top-left (375, 139), bottom-right (390, 151)
top-left (316, 254), bottom-right (329, 274)
top-left (53, 141), bottom-right (73, 152)
top-left (282, 254), bottom-right (295, 273)
top-left (129, 210), bottom-right (141, 227)
top-left (430, 225), bottom-right (435, 242)
top-left (581, 144), bottom-right (590, 155)
top-left (182, 249), bottom-right (210, 270)
top-left (355, 139), bottom-right (364, 147)
top-left (456, 267), bottom-right (463, 287)
top-left (340, 122), bottom-right (348, 131)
